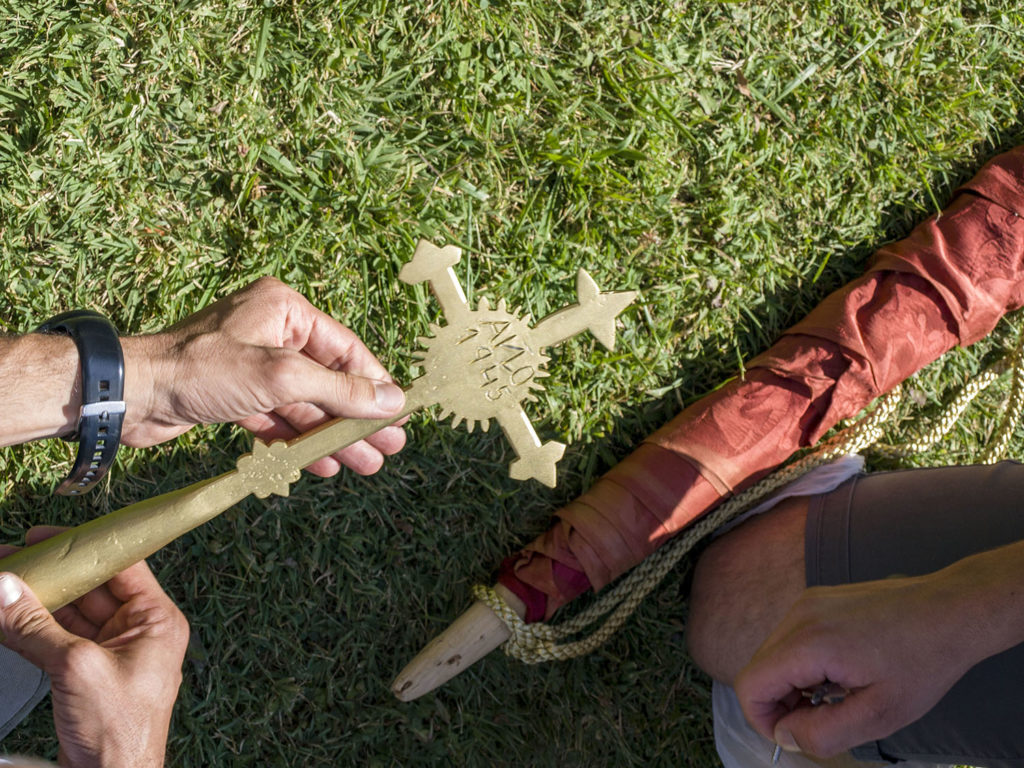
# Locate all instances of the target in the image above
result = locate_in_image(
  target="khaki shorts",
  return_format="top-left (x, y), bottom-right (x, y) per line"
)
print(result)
top-left (806, 461), bottom-right (1024, 766)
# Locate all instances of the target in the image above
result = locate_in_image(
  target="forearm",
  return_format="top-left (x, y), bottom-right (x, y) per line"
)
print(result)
top-left (737, 536), bottom-right (1024, 756)
top-left (0, 334), bottom-right (81, 445)
top-left (0, 333), bottom-right (166, 449)
top-left (932, 538), bottom-right (1024, 666)
top-left (2, 278), bottom-right (408, 469)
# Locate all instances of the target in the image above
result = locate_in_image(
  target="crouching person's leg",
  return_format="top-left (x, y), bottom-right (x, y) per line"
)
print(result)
top-left (687, 495), bottom-right (809, 686)
top-left (687, 495), bottom-right (866, 768)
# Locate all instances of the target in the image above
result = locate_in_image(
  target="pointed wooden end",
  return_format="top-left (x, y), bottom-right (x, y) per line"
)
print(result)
top-left (392, 584), bottom-right (526, 701)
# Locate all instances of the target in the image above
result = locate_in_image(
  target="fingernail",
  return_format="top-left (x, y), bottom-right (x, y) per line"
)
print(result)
top-left (0, 574), bottom-right (23, 608)
top-left (374, 382), bottom-right (404, 412)
top-left (774, 726), bottom-right (800, 753)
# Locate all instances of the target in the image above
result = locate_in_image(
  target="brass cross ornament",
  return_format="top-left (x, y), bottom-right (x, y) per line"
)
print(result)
top-left (401, 240), bottom-right (637, 487)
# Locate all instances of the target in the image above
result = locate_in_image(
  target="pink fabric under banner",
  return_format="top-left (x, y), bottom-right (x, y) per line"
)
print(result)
top-left (498, 146), bottom-right (1024, 623)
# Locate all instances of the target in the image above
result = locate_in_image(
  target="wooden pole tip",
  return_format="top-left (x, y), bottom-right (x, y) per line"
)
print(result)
top-left (392, 585), bottom-right (525, 701)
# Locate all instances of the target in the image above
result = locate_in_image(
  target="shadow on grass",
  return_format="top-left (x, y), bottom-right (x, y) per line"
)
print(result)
top-left (3, 132), bottom-right (1024, 764)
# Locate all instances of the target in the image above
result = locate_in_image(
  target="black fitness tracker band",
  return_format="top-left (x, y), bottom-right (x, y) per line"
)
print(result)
top-left (34, 310), bottom-right (125, 495)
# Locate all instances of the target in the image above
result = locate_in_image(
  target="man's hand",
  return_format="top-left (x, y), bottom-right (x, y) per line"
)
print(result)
top-left (0, 527), bottom-right (189, 768)
top-left (733, 574), bottom-right (975, 758)
top-left (121, 276), bottom-right (406, 476)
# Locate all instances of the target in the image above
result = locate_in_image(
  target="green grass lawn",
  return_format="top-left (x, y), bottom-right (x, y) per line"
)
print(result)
top-left (2, 0), bottom-right (1023, 765)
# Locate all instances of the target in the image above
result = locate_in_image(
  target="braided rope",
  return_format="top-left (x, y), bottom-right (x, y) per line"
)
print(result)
top-left (477, 387), bottom-right (901, 663)
top-left (476, 337), bottom-right (1024, 664)
top-left (982, 330), bottom-right (1024, 464)
top-left (870, 361), bottom-right (1008, 459)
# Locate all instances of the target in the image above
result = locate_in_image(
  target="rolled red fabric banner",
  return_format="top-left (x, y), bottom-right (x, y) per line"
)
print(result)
top-left (499, 146), bottom-right (1024, 623)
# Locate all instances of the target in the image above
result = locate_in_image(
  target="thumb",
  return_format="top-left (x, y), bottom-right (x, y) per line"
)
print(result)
top-left (773, 693), bottom-right (881, 759)
top-left (0, 573), bottom-right (77, 671)
top-left (335, 371), bottom-right (406, 417)
top-left (291, 355), bottom-right (405, 418)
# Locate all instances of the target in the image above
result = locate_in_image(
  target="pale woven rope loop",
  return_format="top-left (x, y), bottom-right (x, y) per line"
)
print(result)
top-left (477, 337), bottom-right (1024, 664)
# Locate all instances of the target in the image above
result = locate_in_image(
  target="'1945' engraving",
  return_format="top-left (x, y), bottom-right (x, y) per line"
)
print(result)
top-left (461, 321), bottom-right (537, 400)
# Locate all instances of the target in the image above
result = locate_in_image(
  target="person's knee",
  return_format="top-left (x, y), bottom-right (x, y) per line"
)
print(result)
top-left (686, 496), bottom-right (810, 684)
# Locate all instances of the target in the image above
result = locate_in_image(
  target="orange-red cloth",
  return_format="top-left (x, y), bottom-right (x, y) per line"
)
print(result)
top-left (499, 146), bottom-right (1024, 622)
